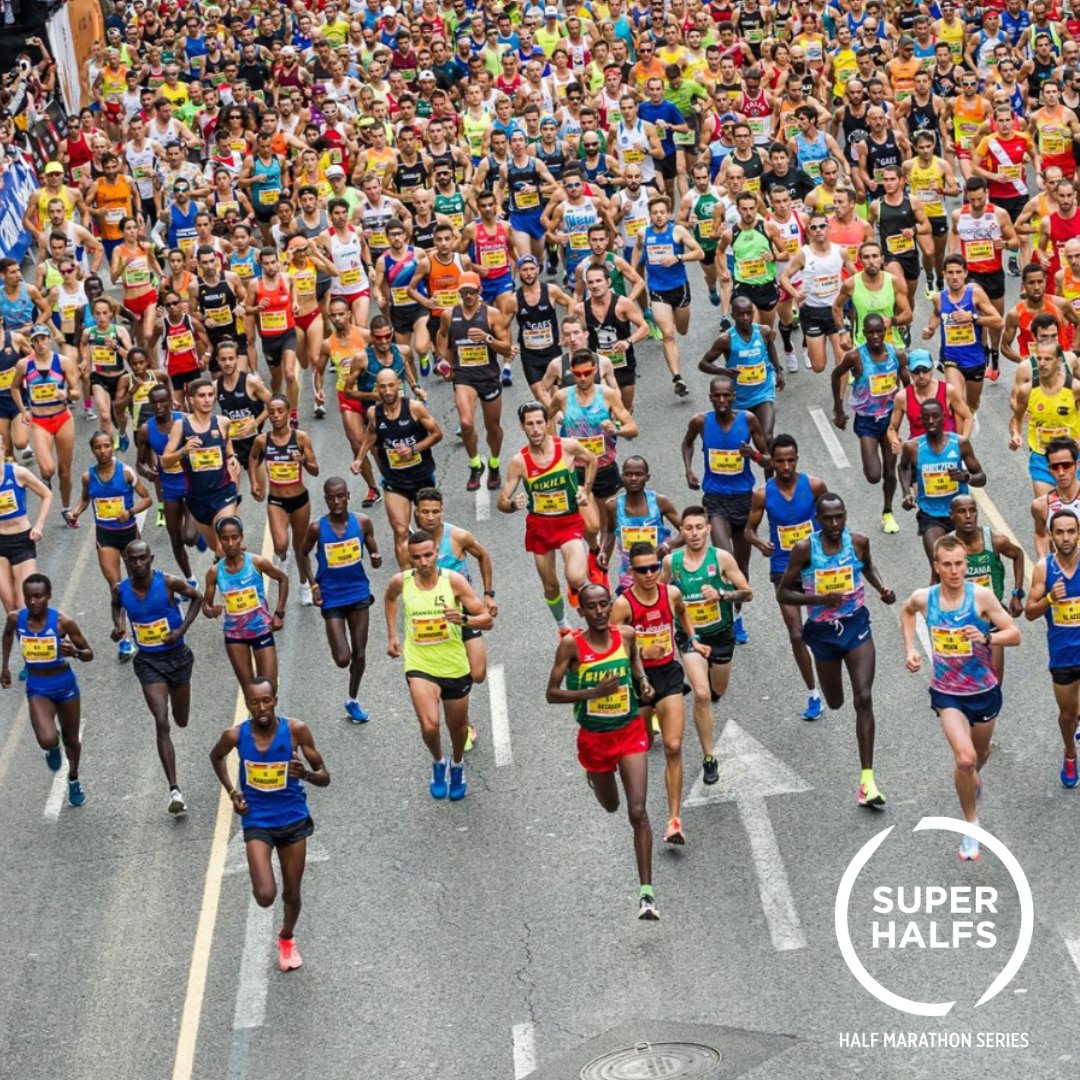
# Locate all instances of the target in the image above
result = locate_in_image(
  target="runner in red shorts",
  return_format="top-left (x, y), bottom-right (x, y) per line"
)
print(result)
top-left (546, 582), bottom-right (659, 920)
top-left (497, 401), bottom-right (595, 633)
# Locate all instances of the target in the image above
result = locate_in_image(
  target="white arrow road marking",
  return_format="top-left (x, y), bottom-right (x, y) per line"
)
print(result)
top-left (512, 1022), bottom-right (537, 1078)
top-left (808, 406), bottom-right (851, 470)
top-left (489, 664), bottom-right (512, 766)
top-left (914, 613), bottom-right (932, 659)
top-left (684, 720), bottom-right (811, 951)
top-left (224, 828), bottom-right (330, 876)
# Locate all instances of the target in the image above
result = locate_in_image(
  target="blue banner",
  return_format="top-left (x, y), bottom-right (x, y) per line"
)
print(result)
top-left (0, 155), bottom-right (38, 265)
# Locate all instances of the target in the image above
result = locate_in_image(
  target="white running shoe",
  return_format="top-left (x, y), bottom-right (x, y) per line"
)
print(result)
top-left (785, 348), bottom-right (798, 373)
top-left (168, 788), bottom-right (188, 815)
top-left (300, 582), bottom-right (313, 606)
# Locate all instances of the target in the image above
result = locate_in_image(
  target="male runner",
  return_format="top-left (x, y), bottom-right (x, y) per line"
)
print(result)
top-left (1032, 437), bottom-right (1080, 557)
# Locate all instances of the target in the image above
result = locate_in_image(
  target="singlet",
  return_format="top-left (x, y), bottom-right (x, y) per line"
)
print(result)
top-left (54, 283), bottom-right (88, 340)
top-left (516, 283), bottom-right (561, 362)
top-left (117, 569), bottom-right (185, 653)
top-left (669, 546), bottom-right (734, 638)
top-left (643, 222), bottom-right (688, 291)
top-left (327, 227), bottom-right (367, 297)
top-left (702, 410), bottom-right (754, 495)
top-left (256, 274), bottom-right (294, 337)
top-left (24, 353), bottom-right (68, 417)
top-left (314, 513), bottom-right (370, 608)
top-left (916, 432), bottom-right (967, 517)
top-left (865, 132), bottom-right (902, 185)
top-left (801, 243), bottom-right (844, 308)
top-left (877, 195), bottom-right (918, 261)
top-left (905, 380), bottom-right (955, 438)
top-left (851, 272), bottom-right (898, 347)
top-left (802, 528), bottom-right (865, 622)
top-left (568, 627), bottom-right (638, 732)
top-left (86, 323), bottom-right (124, 378)
top-left (614, 490), bottom-right (669, 592)
top-left (956, 203), bottom-right (1003, 274)
top-left (908, 157), bottom-right (946, 219)
top-left (436, 525), bottom-right (470, 583)
top-left (426, 253), bottom-right (463, 317)
top-left (958, 525), bottom-right (1006, 600)
top-left (586, 294), bottom-right (636, 374)
top-left (145, 411), bottom-right (187, 500)
top-left (1028, 376), bottom-right (1080, 454)
top-left (953, 93), bottom-right (987, 152)
top-left (507, 155), bottom-right (543, 216)
top-left (16, 607), bottom-right (66, 670)
top-left (471, 221), bottom-right (512, 281)
top-left (616, 186), bottom-right (650, 246)
top-left (88, 463), bottom-right (134, 531)
top-left (850, 343), bottom-right (900, 420)
top-left (1045, 553), bottom-right (1080, 669)
top-left (261, 429), bottom-right (303, 491)
top-left (615, 119), bottom-right (656, 182)
top-left (523, 438), bottom-right (580, 520)
top-left (926, 581), bottom-right (997, 694)
top-left (0, 283), bottom-right (35, 328)
top-left (0, 461), bottom-right (27, 521)
top-left (373, 399), bottom-right (434, 484)
top-left (563, 199), bottom-right (601, 273)
top-left (250, 156), bottom-right (283, 212)
top-left (624, 585), bottom-right (677, 668)
top-left (357, 344), bottom-right (407, 395)
top-left (237, 716), bottom-right (309, 830)
top-left (167, 199), bottom-right (199, 257)
top-left (215, 373), bottom-right (261, 443)
top-left (731, 223), bottom-right (775, 285)
top-left (180, 414), bottom-right (230, 497)
top-left (447, 304), bottom-right (498, 385)
top-left (217, 552), bottom-right (272, 640)
top-left (727, 324), bottom-right (774, 410)
top-left (940, 285), bottom-right (985, 370)
top-left (163, 314), bottom-right (198, 378)
top-left (0, 331), bottom-right (16, 404)
top-left (561, 385), bottom-right (615, 469)
top-left (199, 276), bottom-right (240, 338)
top-left (382, 247), bottom-right (422, 311)
top-left (401, 568), bottom-right (468, 678)
top-left (764, 473), bottom-right (818, 577)
top-left (794, 130), bottom-right (829, 184)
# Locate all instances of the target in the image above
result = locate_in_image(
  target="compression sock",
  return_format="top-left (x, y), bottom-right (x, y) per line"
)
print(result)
top-left (469, 455), bottom-right (482, 468)
top-left (487, 456), bottom-right (500, 470)
top-left (546, 593), bottom-right (567, 626)
top-left (779, 322), bottom-right (794, 351)
top-left (640, 884), bottom-right (655, 899)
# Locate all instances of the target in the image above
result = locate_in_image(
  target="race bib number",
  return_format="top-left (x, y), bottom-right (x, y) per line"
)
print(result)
top-left (91, 346), bottom-right (117, 371)
top-left (813, 273), bottom-right (840, 296)
top-left (686, 597), bottom-right (720, 626)
top-left (637, 626), bottom-right (672, 657)
top-left (999, 164), bottom-right (1024, 181)
top-left (922, 464), bottom-right (958, 496)
top-left (457, 344), bottom-right (489, 366)
top-left (0, 490), bottom-right (16, 514)
top-left (480, 248), bottom-right (507, 270)
top-left (233, 262), bottom-right (253, 278)
top-left (60, 305), bottom-right (77, 332)
top-left (625, 217), bottom-right (646, 236)
top-left (577, 434), bottom-right (605, 456)
top-left (190, 447), bottom-right (223, 472)
top-left (738, 362), bottom-right (767, 386)
top-left (434, 290), bottom-right (459, 310)
top-left (215, 201), bottom-right (238, 218)
top-left (224, 587), bottom-right (260, 615)
top-left (515, 189), bottom-right (540, 210)
top-left (569, 232), bottom-right (589, 250)
top-left (708, 448), bottom-right (743, 475)
top-left (1042, 129), bottom-right (1066, 155)
top-left (104, 208), bottom-right (125, 225)
top-left (814, 566), bottom-right (854, 594)
top-left (970, 573), bottom-right (992, 588)
top-left (258, 188), bottom-right (281, 206)
top-left (623, 148), bottom-right (645, 164)
top-left (944, 321), bottom-right (976, 347)
top-left (325, 537), bottom-right (361, 567)
top-left (586, 683), bottom-right (630, 717)
top-left (125, 268), bottom-right (150, 286)
top-left (387, 445), bottom-right (421, 469)
top-left (532, 489), bottom-right (570, 515)
top-left (737, 257), bottom-right (767, 279)
top-left (168, 331), bottom-right (195, 352)
top-left (747, 117), bottom-right (766, 136)
top-left (391, 287), bottom-right (413, 307)
top-left (697, 219), bottom-right (714, 239)
top-left (369, 231), bottom-right (389, 250)
top-left (648, 244), bottom-right (674, 265)
top-left (599, 350), bottom-right (626, 368)
top-left (267, 460), bottom-right (300, 484)
top-left (1038, 426), bottom-right (1071, 451)
top-left (132, 618), bottom-right (170, 646)
top-left (778, 521), bottom-right (813, 550)
top-left (412, 614), bottom-right (450, 644)
top-left (260, 310), bottom-right (287, 332)
top-left (804, 160), bottom-right (821, 179)
top-left (869, 371), bottom-right (897, 396)
top-left (963, 239), bottom-right (994, 262)
top-left (339, 267), bottom-right (362, 287)
top-left (206, 306), bottom-right (232, 327)
top-left (20, 635), bottom-right (57, 662)
top-left (522, 325), bottom-right (554, 351)
top-left (0, 368), bottom-right (13, 390)
top-left (621, 525), bottom-right (657, 547)
top-left (244, 759), bottom-right (289, 791)
top-left (227, 417), bottom-right (252, 439)
top-left (673, 129), bottom-right (695, 146)
top-left (1053, 598), bottom-right (1080, 625)
top-left (93, 496), bottom-right (125, 521)
top-left (293, 271), bottom-right (316, 296)
top-left (178, 236), bottom-right (196, 254)
top-left (29, 383), bottom-right (60, 404)
top-left (886, 233), bottom-right (914, 255)
top-left (931, 627), bottom-right (972, 657)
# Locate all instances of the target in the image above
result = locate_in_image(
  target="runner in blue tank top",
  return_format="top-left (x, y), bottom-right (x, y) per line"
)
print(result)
top-left (832, 313), bottom-right (909, 535)
top-left (777, 493), bottom-right (896, 809)
top-left (211, 677), bottom-right (330, 974)
top-left (900, 397), bottom-right (985, 568)
top-left (300, 477), bottom-right (383, 724)
top-left (683, 373), bottom-right (771, 643)
top-left (1, 574), bottom-right (93, 807)
top-left (113, 540), bottom-right (203, 816)
top-left (1026, 508), bottom-right (1080, 789)
top-left (698, 296), bottom-right (784, 441)
top-left (746, 434), bottom-right (827, 719)
top-left (902, 534), bottom-right (1020, 860)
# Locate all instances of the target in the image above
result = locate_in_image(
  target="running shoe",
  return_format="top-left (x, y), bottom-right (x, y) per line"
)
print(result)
top-left (44, 741), bottom-right (62, 772)
top-left (733, 615), bottom-right (749, 644)
top-left (112, 431), bottom-right (120, 450)
top-left (804, 348), bottom-right (813, 370)
top-left (20, 446), bottom-right (34, 462)
top-left (466, 462), bottom-right (485, 491)
top-left (557, 627), bottom-right (574, 639)
top-left (958, 833), bottom-right (980, 861)
top-left (923, 284), bottom-right (934, 300)
top-left (83, 403), bottom-right (96, 420)
top-left (857, 778), bottom-right (886, 807)
top-left (67, 779), bottom-right (86, 807)
top-left (18, 665), bottom-right (27, 682)
top-left (784, 348), bottom-right (798, 373)
top-left (486, 467), bottom-right (501, 490)
top-left (185, 577), bottom-right (199, 592)
top-left (195, 532), bottom-right (208, 553)
top-left (664, 818), bottom-right (686, 845)
top-left (501, 365), bottom-right (513, 387)
top-left (362, 487), bottom-right (382, 508)
top-left (278, 936), bottom-right (303, 972)
top-left (430, 759), bottom-right (448, 799)
top-left (299, 582), bottom-right (313, 606)
top-left (435, 358), bottom-right (453, 379)
top-left (881, 512), bottom-right (900, 534)
top-left (638, 894), bottom-right (660, 921)
top-left (168, 788), bottom-right (188, 815)
top-left (156, 505), bottom-right (166, 528)
top-left (986, 365), bottom-right (1000, 383)
top-left (1062, 754), bottom-right (1079, 788)
top-left (117, 638), bottom-right (136, 662)
top-left (118, 433), bottom-right (129, 452)
top-left (587, 549), bottom-right (607, 587)
top-left (1007, 256), bottom-right (1020, 277)
top-left (648, 320), bottom-right (663, 342)
top-left (718, 316), bottom-right (732, 334)
top-left (802, 694), bottom-right (823, 721)
top-left (567, 583), bottom-right (580, 608)
top-left (449, 762), bottom-right (467, 801)
top-left (61, 509), bottom-right (80, 530)
top-left (708, 289), bottom-right (720, 307)
top-left (274, 552), bottom-right (290, 572)
top-left (702, 754), bottom-right (719, 785)
top-left (673, 375), bottom-right (689, 398)
top-left (419, 353), bottom-right (431, 377)
top-left (344, 699), bottom-right (369, 724)
top-left (288, 410), bottom-right (299, 430)
top-left (464, 724), bottom-right (477, 752)
top-left (313, 403), bottom-right (326, 420)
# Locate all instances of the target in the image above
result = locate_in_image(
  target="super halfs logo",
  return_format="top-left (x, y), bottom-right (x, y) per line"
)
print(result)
top-left (834, 818), bottom-right (1034, 1017)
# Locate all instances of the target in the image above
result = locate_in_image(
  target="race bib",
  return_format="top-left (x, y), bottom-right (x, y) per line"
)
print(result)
top-left (625, 217), bottom-right (646, 236)
top-left (931, 627), bottom-right (972, 657)
top-left (132, 618), bottom-right (170, 646)
top-left (369, 230), bottom-right (389, 250)
top-left (623, 148), bottom-right (644, 164)
top-left (206, 306), bottom-right (231, 327)
top-left (293, 271), bottom-right (316, 296)
top-left (258, 188), bottom-right (281, 206)
top-left (648, 244), bottom-right (674, 265)
top-left (1053, 598), bottom-right (1080, 625)
top-left (260, 309), bottom-right (287, 332)
top-left (93, 496), bottom-right (125, 521)
top-left (745, 176), bottom-right (762, 195)
top-left (577, 434), bottom-right (605, 456)
top-left (435, 290), bottom-right (460, 310)
top-left (339, 267), bottom-right (362, 287)
top-left (970, 573), bottom-right (992, 588)
top-left (1038, 425), bottom-right (1071, 451)
top-left (813, 273), bottom-right (840, 296)
top-left (29, 383), bottom-right (60, 404)
top-left (20, 635), bottom-right (57, 662)
top-left (168, 331), bottom-right (195, 352)
top-left (586, 683), bottom-right (630, 717)
top-left (869, 371), bottom-right (897, 396)
top-left (944, 321), bottom-right (976, 347)
top-left (481, 248), bottom-right (507, 270)
top-left (91, 346), bottom-right (118, 371)
top-left (814, 566), bottom-right (854, 594)
top-left (637, 626), bottom-right (672, 657)
top-left (0, 368), bottom-right (13, 390)
top-left (620, 525), bottom-right (657, 547)
top-left (515, 189), bottom-right (540, 210)
top-left (673, 129), bottom-right (696, 147)
top-left (215, 201), bottom-right (239, 218)
top-left (0, 490), bottom-right (16, 514)
top-left (391, 286), bottom-right (413, 306)
top-left (411, 614), bottom-right (450, 644)
top-left (104, 208), bottom-right (125, 225)
top-left (126, 268), bottom-right (150, 286)
top-left (1042, 129), bottom-right (1066, 155)
top-left (267, 460), bottom-right (300, 484)
top-left (227, 417), bottom-right (252, 439)
top-left (224, 587), bottom-right (260, 615)
top-left (190, 447), bottom-right (223, 472)
top-left (686, 597), bottom-right (721, 626)
top-left (708, 448), bottom-right (743, 475)
top-left (569, 232), bottom-right (589, 251)
top-left (457, 343), bottom-right (489, 366)
top-left (963, 239), bottom-right (994, 262)
top-left (244, 759), bottom-right (289, 791)
top-left (325, 537), bottom-right (361, 567)
top-left (387, 445), bottom-right (421, 469)
top-left (886, 233), bottom-right (914, 255)
top-left (1000, 164), bottom-right (1023, 181)
top-left (522, 325), bottom-right (554, 350)
top-left (778, 521), bottom-right (813, 550)
top-left (697, 220), bottom-right (714, 239)
top-left (738, 362), bottom-right (766, 386)
top-left (532, 489), bottom-right (570, 515)
top-left (60, 305), bottom-right (77, 332)
top-left (922, 464), bottom-right (958, 496)
top-left (178, 236), bottom-right (196, 254)
top-left (737, 257), bottom-right (766, 279)
top-left (232, 262), bottom-right (253, 278)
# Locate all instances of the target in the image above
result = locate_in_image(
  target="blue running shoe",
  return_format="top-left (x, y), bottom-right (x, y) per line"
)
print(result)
top-left (802, 694), bottom-right (823, 721)
top-left (449, 762), bottom-right (467, 801)
top-left (67, 779), bottom-right (86, 807)
top-left (118, 433), bottom-right (130, 453)
top-left (430, 759), bottom-right (448, 799)
top-left (419, 353), bottom-right (431, 377)
top-left (344, 699), bottom-right (369, 724)
top-left (1062, 755), bottom-right (1079, 788)
top-left (195, 532), bottom-right (208, 553)
top-left (118, 638), bottom-right (136, 662)
top-left (733, 616), bottom-right (749, 645)
top-left (709, 290), bottom-right (720, 307)
top-left (45, 742), bottom-right (62, 772)
top-left (19, 664), bottom-right (27, 682)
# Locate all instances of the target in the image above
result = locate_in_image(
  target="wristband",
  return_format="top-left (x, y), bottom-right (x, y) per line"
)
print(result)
top-left (226, 788), bottom-right (236, 798)
top-left (274, 609), bottom-right (285, 618)
top-left (461, 612), bottom-right (470, 626)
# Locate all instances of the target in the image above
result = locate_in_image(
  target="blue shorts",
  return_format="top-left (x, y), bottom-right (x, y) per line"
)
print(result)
top-left (0, 394), bottom-right (17, 420)
top-left (509, 210), bottom-right (546, 240)
top-left (853, 412), bottom-right (891, 440)
top-left (1029, 450), bottom-right (1054, 487)
top-left (733, 388), bottom-right (775, 411)
top-left (930, 684), bottom-right (1002, 726)
top-left (102, 237), bottom-right (123, 263)
top-left (26, 665), bottom-right (79, 704)
top-left (187, 484), bottom-right (238, 526)
top-left (801, 605), bottom-right (872, 662)
top-left (481, 273), bottom-right (514, 304)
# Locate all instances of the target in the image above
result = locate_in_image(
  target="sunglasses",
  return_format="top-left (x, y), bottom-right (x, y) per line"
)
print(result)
top-left (373, 332), bottom-right (393, 341)
top-left (632, 562), bottom-right (663, 574)
top-left (1050, 461), bottom-right (1076, 471)
top-left (571, 365), bottom-right (597, 376)
top-left (165, 300), bottom-right (181, 307)
top-left (809, 223), bottom-right (829, 230)
top-left (61, 267), bottom-right (76, 274)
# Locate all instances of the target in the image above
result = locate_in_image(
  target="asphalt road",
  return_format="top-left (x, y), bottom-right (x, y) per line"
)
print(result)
top-left (2, 231), bottom-right (1078, 1080)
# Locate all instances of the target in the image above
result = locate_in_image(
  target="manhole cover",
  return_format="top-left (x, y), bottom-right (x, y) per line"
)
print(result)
top-left (580, 1042), bottom-right (722, 1079)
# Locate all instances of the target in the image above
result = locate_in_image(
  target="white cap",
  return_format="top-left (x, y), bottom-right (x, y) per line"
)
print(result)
top-left (382, 3), bottom-right (396, 14)
top-left (326, 165), bottom-right (345, 178)
top-left (544, 5), bottom-right (559, 14)
top-left (418, 69), bottom-right (435, 80)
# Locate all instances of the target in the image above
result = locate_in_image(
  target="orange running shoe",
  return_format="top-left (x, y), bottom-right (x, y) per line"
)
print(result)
top-left (278, 936), bottom-right (303, 972)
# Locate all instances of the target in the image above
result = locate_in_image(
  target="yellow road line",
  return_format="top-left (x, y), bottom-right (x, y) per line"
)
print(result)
top-left (970, 487), bottom-right (1034, 592)
top-left (171, 522), bottom-right (273, 1080)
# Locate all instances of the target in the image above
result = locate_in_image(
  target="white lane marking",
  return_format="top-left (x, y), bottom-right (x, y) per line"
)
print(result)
top-left (475, 483), bottom-right (491, 521)
top-left (231, 894), bottom-right (275, 1031)
top-left (740, 794), bottom-right (808, 952)
top-left (808, 406), bottom-right (851, 470)
top-left (135, 508), bottom-right (149, 532)
top-left (43, 721), bottom-right (85, 821)
top-left (489, 664), bottom-right (512, 767)
top-left (512, 1022), bottom-right (537, 1079)
top-left (914, 613), bottom-right (932, 659)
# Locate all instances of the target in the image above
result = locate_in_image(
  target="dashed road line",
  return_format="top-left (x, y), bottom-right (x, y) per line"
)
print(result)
top-left (808, 406), bottom-right (851, 470)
